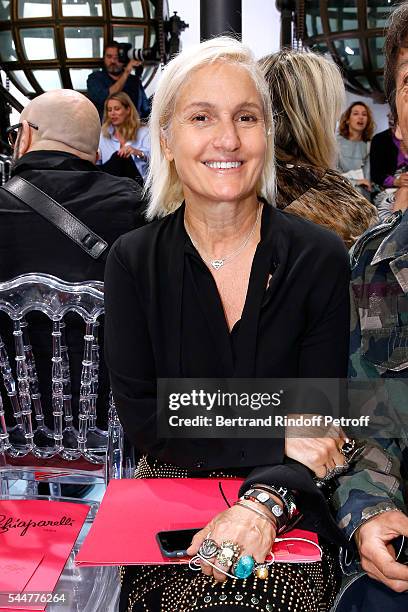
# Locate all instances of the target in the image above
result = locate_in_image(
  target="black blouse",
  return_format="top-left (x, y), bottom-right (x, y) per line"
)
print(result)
top-left (105, 201), bottom-right (350, 469)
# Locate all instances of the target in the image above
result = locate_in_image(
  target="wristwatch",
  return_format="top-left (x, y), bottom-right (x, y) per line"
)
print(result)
top-left (241, 488), bottom-right (286, 531)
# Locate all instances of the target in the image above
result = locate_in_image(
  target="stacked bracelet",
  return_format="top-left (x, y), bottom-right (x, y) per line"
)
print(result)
top-left (252, 483), bottom-right (297, 520)
top-left (234, 500), bottom-right (277, 527)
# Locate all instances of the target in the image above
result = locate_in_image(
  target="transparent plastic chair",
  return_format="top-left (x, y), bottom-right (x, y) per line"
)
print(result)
top-left (0, 273), bottom-right (129, 611)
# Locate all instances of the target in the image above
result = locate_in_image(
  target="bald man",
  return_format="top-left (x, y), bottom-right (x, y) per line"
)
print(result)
top-left (0, 89), bottom-right (146, 431)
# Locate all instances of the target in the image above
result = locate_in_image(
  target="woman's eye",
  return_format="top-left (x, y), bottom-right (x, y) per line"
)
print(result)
top-left (238, 114), bottom-right (257, 122)
top-left (403, 75), bottom-right (408, 86)
top-left (192, 114), bottom-right (209, 122)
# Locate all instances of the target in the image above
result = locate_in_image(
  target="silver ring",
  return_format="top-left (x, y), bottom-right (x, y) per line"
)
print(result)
top-left (216, 541), bottom-right (241, 568)
top-left (199, 538), bottom-right (219, 560)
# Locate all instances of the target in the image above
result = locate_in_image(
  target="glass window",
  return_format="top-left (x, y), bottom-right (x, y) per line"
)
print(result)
top-left (0, 0), bottom-right (11, 20)
top-left (369, 36), bottom-right (385, 70)
top-left (150, 29), bottom-right (156, 47)
top-left (367, 3), bottom-right (393, 29)
top-left (61, 0), bottom-right (102, 17)
top-left (9, 70), bottom-right (35, 94)
top-left (111, 0), bottom-right (143, 18)
top-left (333, 38), bottom-right (363, 70)
top-left (70, 68), bottom-right (94, 91)
top-left (18, 0), bottom-right (52, 18)
top-left (305, 13), bottom-right (323, 37)
top-left (32, 69), bottom-right (62, 90)
top-left (353, 75), bottom-right (371, 91)
top-left (328, 1), bottom-right (358, 32)
top-left (112, 26), bottom-right (145, 50)
top-left (148, 0), bottom-right (155, 18)
top-left (377, 75), bottom-right (385, 92)
top-left (64, 27), bottom-right (104, 58)
top-left (0, 30), bottom-right (16, 61)
top-left (20, 28), bottom-right (56, 60)
top-left (310, 41), bottom-right (329, 56)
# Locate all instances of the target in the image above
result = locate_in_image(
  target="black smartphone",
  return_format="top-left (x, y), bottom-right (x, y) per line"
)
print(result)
top-left (156, 528), bottom-right (202, 558)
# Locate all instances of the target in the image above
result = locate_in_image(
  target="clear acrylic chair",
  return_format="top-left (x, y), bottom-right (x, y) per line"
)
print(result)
top-left (0, 273), bottom-right (129, 611)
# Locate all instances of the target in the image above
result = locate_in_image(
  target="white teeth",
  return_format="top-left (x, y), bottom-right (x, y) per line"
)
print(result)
top-left (205, 161), bottom-right (242, 169)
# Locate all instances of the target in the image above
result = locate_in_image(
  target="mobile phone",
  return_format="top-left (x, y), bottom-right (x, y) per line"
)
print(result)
top-left (156, 528), bottom-right (202, 558)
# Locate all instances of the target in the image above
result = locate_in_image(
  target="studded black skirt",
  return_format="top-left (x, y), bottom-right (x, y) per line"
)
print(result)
top-left (119, 456), bottom-right (341, 612)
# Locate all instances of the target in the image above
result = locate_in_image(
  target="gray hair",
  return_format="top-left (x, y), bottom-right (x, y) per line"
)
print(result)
top-left (145, 36), bottom-right (275, 220)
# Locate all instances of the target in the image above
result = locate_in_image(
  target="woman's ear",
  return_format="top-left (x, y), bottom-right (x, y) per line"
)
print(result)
top-left (160, 128), bottom-right (174, 161)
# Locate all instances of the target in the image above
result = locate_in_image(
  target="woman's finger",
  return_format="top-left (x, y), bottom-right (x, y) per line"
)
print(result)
top-left (199, 558), bottom-right (214, 577)
top-left (186, 528), bottom-right (212, 555)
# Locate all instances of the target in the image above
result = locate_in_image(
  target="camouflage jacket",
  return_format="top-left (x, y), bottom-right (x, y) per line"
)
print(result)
top-left (332, 210), bottom-right (408, 541)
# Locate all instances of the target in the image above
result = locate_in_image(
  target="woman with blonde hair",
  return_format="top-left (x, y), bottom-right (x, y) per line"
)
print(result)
top-left (337, 101), bottom-right (375, 197)
top-left (105, 37), bottom-right (353, 611)
top-left (98, 91), bottom-right (150, 182)
top-left (261, 50), bottom-right (377, 248)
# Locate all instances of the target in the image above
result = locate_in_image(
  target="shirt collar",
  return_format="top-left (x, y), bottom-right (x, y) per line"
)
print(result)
top-left (371, 210), bottom-right (408, 265)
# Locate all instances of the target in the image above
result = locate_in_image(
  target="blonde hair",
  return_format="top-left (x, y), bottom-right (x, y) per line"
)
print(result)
top-left (260, 49), bottom-right (345, 169)
top-left (101, 92), bottom-right (140, 142)
top-left (338, 101), bottom-right (375, 142)
top-left (145, 36), bottom-right (275, 220)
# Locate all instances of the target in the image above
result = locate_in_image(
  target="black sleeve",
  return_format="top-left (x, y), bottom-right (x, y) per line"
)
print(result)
top-left (370, 132), bottom-right (398, 187)
top-left (104, 237), bottom-right (285, 470)
top-left (239, 235), bottom-right (351, 496)
top-left (87, 72), bottom-right (109, 107)
top-left (298, 238), bottom-right (350, 378)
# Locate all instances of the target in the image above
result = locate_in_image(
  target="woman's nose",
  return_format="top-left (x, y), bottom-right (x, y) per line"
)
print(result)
top-left (212, 118), bottom-right (240, 151)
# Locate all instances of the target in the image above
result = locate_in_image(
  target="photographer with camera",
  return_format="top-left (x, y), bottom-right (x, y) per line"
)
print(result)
top-left (87, 41), bottom-right (150, 122)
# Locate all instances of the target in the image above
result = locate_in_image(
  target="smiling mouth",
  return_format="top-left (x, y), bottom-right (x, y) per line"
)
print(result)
top-left (204, 161), bottom-right (243, 169)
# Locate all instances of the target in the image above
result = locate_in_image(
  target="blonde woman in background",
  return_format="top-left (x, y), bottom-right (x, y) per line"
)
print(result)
top-left (98, 91), bottom-right (150, 183)
top-left (261, 50), bottom-right (377, 248)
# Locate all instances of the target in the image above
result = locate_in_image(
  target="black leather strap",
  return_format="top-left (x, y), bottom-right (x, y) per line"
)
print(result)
top-left (2, 175), bottom-right (108, 259)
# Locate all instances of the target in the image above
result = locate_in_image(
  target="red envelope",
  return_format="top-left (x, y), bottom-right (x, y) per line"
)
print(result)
top-left (76, 478), bottom-right (320, 566)
top-left (0, 500), bottom-right (90, 610)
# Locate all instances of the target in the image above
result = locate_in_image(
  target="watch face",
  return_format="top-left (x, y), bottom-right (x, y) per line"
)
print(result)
top-left (256, 492), bottom-right (269, 503)
top-left (272, 505), bottom-right (284, 518)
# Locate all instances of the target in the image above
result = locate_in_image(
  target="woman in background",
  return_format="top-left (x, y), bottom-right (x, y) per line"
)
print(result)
top-left (261, 51), bottom-right (377, 248)
top-left (98, 92), bottom-right (150, 184)
top-left (337, 101), bottom-right (375, 198)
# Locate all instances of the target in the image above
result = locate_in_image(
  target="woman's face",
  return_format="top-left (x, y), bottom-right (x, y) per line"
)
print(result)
top-left (161, 62), bottom-right (267, 206)
top-left (348, 104), bottom-right (368, 135)
top-left (107, 99), bottom-right (130, 128)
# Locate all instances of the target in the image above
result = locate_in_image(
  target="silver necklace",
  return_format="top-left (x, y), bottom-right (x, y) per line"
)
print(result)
top-left (185, 203), bottom-right (262, 271)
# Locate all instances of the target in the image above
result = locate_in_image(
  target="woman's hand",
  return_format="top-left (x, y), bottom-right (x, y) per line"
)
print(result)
top-left (117, 145), bottom-right (145, 159)
top-left (186, 501), bottom-right (277, 583)
top-left (393, 173), bottom-right (408, 188)
top-left (285, 416), bottom-right (347, 478)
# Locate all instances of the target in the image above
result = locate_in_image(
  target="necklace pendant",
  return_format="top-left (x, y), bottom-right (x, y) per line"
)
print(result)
top-left (211, 259), bottom-right (224, 270)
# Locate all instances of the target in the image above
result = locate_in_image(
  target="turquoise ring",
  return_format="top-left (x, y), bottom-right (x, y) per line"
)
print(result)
top-left (233, 555), bottom-right (255, 579)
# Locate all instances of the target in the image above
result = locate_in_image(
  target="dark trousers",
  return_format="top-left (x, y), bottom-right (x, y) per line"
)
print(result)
top-left (100, 152), bottom-right (143, 186)
top-left (336, 574), bottom-right (408, 612)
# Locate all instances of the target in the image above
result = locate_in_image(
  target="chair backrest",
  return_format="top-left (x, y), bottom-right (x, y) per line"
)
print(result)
top-left (0, 273), bottom-right (125, 488)
top-left (0, 155), bottom-right (12, 186)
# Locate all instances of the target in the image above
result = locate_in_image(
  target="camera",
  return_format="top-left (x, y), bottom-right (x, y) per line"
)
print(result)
top-left (117, 11), bottom-right (188, 67)
top-left (117, 42), bottom-right (160, 65)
